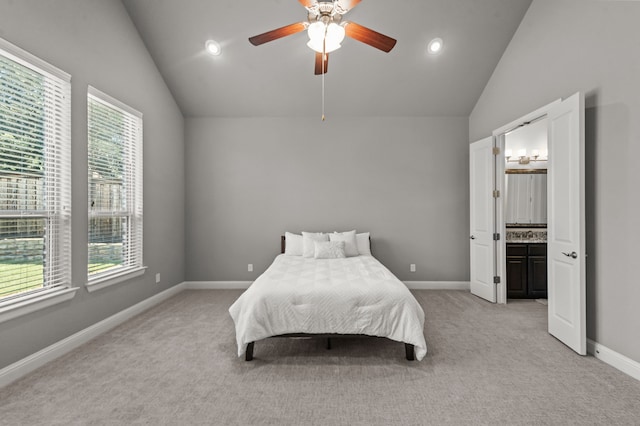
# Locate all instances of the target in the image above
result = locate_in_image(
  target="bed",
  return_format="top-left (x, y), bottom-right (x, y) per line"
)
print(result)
top-left (228, 232), bottom-right (427, 361)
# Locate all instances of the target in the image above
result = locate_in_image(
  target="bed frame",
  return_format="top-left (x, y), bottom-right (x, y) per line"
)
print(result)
top-left (244, 236), bottom-right (416, 361)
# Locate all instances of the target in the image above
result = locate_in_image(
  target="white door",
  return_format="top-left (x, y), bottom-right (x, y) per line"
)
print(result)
top-left (547, 92), bottom-right (586, 355)
top-left (469, 137), bottom-right (496, 302)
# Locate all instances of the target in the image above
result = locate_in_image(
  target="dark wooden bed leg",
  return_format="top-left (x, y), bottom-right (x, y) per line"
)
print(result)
top-left (326, 338), bottom-right (332, 350)
top-left (245, 342), bottom-right (254, 361)
top-left (405, 343), bottom-right (415, 361)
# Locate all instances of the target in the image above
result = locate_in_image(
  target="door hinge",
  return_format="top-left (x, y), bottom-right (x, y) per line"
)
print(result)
top-left (493, 190), bottom-right (500, 198)
top-left (493, 233), bottom-right (500, 241)
top-left (492, 147), bottom-right (500, 155)
top-left (493, 276), bottom-right (501, 284)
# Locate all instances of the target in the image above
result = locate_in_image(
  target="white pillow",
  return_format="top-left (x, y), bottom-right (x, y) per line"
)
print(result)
top-left (302, 232), bottom-right (329, 257)
top-left (329, 230), bottom-right (359, 257)
top-left (314, 240), bottom-right (346, 259)
top-left (356, 232), bottom-right (371, 255)
top-left (284, 232), bottom-right (303, 256)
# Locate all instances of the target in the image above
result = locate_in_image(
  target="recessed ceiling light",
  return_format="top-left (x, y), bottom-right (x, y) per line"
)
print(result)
top-left (205, 40), bottom-right (221, 56)
top-left (427, 38), bottom-right (443, 55)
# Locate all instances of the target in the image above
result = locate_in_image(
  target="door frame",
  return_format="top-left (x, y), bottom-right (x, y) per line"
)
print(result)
top-left (492, 99), bottom-right (561, 304)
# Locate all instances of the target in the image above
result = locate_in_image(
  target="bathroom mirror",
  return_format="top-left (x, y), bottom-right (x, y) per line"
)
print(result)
top-left (504, 171), bottom-right (547, 225)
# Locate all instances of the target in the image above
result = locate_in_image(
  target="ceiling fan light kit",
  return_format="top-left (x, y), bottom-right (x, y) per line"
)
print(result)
top-left (307, 21), bottom-right (345, 53)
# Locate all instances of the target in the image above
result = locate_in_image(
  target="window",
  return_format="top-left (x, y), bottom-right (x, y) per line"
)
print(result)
top-left (87, 87), bottom-right (143, 289)
top-left (0, 38), bottom-right (72, 303)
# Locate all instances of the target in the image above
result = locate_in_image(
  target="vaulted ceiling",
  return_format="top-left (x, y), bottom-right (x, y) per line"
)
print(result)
top-left (122, 0), bottom-right (532, 117)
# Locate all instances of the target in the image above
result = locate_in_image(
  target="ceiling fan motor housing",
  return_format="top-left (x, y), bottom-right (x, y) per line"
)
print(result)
top-left (307, 1), bottom-right (349, 18)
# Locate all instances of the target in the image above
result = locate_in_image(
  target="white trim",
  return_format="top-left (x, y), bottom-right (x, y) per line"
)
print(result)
top-left (183, 281), bottom-right (471, 291)
top-left (587, 339), bottom-right (640, 382)
top-left (404, 281), bottom-right (470, 290)
top-left (0, 287), bottom-right (79, 324)
top-left (0, 36), bottom-right (71, 82)
top-left (88, 85), bottom-right (142, 118)
top-left (185, 281), bottom-right (252, 290)
top-left (86, 266), bottom-right (147, 293)
top-left (491, 99), bottom-right (561, 137)
top-left (0, 283), bottom-right (186, 389)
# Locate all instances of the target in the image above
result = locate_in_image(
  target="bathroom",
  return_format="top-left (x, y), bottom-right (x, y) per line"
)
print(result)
top-left (504, 118), bottom-right (548, 300)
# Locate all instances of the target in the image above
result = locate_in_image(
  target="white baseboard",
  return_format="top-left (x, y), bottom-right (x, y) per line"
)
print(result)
top-left (587, 339), bottom-right (640, 382)
top-left (404, 281), bottom-right (470, 290)
top-left (0, 282), bottom-right (186, 389)
top-left (185, 281), bottom-right (252, 290)
top-left (184, 281), bottom-right (471, 291)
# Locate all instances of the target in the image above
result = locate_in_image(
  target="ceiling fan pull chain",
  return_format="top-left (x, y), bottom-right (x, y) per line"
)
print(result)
top-left (321, 37), bottom-right (326, 121)
top-left (321, 64), bottom-right (325, 121)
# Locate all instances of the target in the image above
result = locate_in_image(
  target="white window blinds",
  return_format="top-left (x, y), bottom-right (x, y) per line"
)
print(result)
top-left (87, 87), bottom-right (142, 281)
top-left (0, 38), bottom-right (71, 300)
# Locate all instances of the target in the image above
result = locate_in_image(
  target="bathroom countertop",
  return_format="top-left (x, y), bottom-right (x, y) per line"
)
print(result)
top-left (506, 228), bottom-right (547, 243)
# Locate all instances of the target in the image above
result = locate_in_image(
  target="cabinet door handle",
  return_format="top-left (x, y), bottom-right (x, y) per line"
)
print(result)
top-left (562, 251), bottom-right (578, 259)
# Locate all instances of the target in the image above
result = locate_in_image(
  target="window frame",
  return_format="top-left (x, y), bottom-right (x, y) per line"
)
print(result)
top-left (0, 37), bottom-right (77, 323)
top-left (86, 86), bottom-right (144, 292)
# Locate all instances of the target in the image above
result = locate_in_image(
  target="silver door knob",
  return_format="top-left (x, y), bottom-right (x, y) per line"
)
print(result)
top-left (562, 251), bottom-right (578, 259)
top-left (470, 235), bottom-right (476, 240)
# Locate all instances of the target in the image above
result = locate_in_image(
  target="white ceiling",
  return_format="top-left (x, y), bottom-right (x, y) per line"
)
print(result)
top-left (122, 0), bottom-right (532, 117)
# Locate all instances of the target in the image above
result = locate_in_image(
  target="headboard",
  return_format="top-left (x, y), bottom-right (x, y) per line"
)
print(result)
top-left (280, 234), bottom-right (371, 255)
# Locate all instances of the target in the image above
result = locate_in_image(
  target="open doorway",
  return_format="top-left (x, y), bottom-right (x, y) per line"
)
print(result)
top-left (503, 118), bottom-right (548, 306)
top-left (470, 92), bottom-right (586, 355)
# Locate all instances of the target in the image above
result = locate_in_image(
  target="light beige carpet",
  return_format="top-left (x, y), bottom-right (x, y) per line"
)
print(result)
top-left (1, 290), bottom-right (639, 425)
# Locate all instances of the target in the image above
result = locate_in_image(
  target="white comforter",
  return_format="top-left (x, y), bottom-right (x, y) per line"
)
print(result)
top-left (229, 254), bottom-right (427, 360)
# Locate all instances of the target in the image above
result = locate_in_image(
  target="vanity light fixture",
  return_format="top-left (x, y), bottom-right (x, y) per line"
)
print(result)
top-left (205, 40), bottom-right (221, 56)
top-left (505, 148), bottom-right (548, 165)
top-left (427, 37), bottom-right (443, 55)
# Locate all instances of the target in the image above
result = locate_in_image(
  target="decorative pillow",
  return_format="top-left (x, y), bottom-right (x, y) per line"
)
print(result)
top-left (329, 230), bottom-right (359, 257)
top-left (302, 232), bottom-right (329, 258)
top-left (314, 240), bottom-right (346, 259)
top-left (356, 232), bottom-right (372, 255)
top-left (284, 232), bottom-right (303, 256)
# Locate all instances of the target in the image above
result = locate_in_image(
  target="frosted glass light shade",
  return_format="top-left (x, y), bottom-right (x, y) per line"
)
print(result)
top-left (326, 23), bottom-right (345, 45)
top-left (307, 22), bottom-right (345, 53)
top-left (307, 39), bottom-right (341, 53)
top-left (307, 21), bottom-right (326, 41)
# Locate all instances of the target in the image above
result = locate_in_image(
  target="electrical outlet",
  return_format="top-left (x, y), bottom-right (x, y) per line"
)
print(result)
top-left (248, 264), bottom-right (253, 272)
top-left (155, 273), bottom-right (161, 283)
top-left (410, 264), bottom-right (416, 272)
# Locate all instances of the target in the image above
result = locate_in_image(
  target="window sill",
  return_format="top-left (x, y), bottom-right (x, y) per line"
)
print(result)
top-left (86, 266), bottom-right (147, 293)
top-left (0, 287), bottom-right (79, 324)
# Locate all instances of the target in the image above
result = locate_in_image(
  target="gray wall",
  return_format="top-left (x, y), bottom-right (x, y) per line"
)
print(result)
top-left (469, 0), bottom-right (640, 362)
top-left (186, 116), bottom-right (469, 282)
top-left (0, 0), bottom-right (185, 368)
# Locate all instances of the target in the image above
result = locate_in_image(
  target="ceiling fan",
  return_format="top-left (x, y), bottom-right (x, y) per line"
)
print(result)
top-left (248, 0), bottom-right (397, 75)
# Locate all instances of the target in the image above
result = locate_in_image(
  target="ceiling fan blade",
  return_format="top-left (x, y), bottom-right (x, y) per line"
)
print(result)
top-left (344, 22), bottom-right (397, 52)
top-left (248, 22), bottom-right (307, 46)
top-left (298, 0), bottom-right (318, 8)
top-left (314, 52), bottom-right (329, 75)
